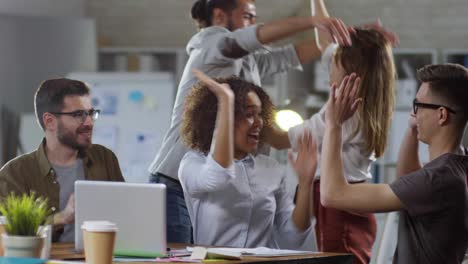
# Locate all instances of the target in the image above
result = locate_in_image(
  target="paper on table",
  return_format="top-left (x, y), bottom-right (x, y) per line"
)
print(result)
top-left (47, 261), bottom-right (86, 264)
top-left (187, 247), bottom-right (317, 258)
top-left (113, 257), bottom-right (201, 263)
top-left (219, 247), bottom-right (316, 257)
top-left (189, 247), bottom-right (241, 260)
top-left (168, 248), bottom-right (191, 257)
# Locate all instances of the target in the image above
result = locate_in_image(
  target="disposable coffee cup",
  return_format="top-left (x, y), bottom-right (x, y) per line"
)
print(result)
top-left (82, 221), bottom-right (117, 264)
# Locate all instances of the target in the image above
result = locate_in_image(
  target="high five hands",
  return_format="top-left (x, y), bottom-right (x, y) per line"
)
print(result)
top-left (313, 16), bottom-right (352, 46)
top-left (192, 69), bottom-right (234, 99)
top-left (362, 19), bottom-right (399, 47)
top-left (288, 130), bottom-right (318, 186)
top-left (325, 73), bottom-right (362, 128)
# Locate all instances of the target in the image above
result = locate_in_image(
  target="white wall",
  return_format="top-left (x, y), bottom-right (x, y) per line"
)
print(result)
top-left (0, 15), bottom-right (96, 113)
top-left (305, 0), bottom-right (468, 49)
top-left (0, 0), bottom-right (85, 17)
top-left (85, 0), bottom-right (304, 47)
top-left (85, 0), bottom-right (468, 49)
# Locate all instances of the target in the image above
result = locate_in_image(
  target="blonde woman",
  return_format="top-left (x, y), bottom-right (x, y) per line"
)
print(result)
top-left (267, 27), bottom-right (396, 264)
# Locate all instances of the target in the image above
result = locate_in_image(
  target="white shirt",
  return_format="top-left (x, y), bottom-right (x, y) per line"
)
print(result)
top-left (288, 102), bottom-right (375, 183)
top-left (179, 151), bottom-right (312, 249)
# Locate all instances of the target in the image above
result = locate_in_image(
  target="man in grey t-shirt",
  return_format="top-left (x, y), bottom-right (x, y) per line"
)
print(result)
top-left (317, 63), bottom-right (468, 263)
top-left (390, 149), bottom-right (467, 263)
top-left (53, 160), bottom-right (85, 242)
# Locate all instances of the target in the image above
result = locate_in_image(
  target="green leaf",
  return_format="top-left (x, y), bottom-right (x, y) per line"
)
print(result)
top-left (0, 192), bottom-right (51, 236)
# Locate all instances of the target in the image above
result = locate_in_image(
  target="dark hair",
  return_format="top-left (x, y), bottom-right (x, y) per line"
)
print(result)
top-left (417, 63), bottom-right (468, 123)
top-left (191, 0), bottom-right (238, 29)
top-left (34, 78), bottom-right (90, 130)
top-left (334, 28), bottom-right (395, 157)
top-left (181, 76), bottom-right (274, 154)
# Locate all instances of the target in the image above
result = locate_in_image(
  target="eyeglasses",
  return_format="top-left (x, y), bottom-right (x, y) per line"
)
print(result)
top-left (412, 99), bottom-right (456, 115)
top-left (242, 12), bottom-right (257, 21)
top-left (50, 109), bottom-right (101, 123)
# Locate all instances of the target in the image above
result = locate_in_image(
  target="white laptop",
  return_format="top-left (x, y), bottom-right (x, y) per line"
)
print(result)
top-left (75, 181), bottom-right (167, 257)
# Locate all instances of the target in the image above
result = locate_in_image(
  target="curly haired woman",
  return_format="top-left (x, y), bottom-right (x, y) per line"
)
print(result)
top-left (179, 70), bottom-right (317, 248)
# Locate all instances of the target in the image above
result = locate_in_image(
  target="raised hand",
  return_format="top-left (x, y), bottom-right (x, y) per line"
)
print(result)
top-left (325, 73), bottom-right (362, 128)
top-left (192, 69), bottom-right (234, 168)
top-left (362, 19), bottom-right (399, 47)
top-left (192, 69), bottom-right (234, 99)
top-left (312, 16), bottom-right (352, 46)
top-left (288, 129), bottom-right (317, 186)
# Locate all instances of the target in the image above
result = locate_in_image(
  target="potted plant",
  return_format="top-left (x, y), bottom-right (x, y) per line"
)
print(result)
top-left (0, 192), bottom-right (51, 258)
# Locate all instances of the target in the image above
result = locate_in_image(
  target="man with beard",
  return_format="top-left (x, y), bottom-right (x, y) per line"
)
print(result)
top-left (0, 78), bottom-right (124, 242)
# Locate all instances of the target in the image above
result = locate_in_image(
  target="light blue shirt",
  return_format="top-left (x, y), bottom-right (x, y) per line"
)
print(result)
top-left (179, 151), bottom-right (312, 249)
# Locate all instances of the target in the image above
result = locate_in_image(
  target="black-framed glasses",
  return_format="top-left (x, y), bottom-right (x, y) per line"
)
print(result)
top-left (50, 109), bottom-right (101, 123)
top-left (412, 99), bottom-right (456, 115)
top-left (242, 12), bottom-right (257, 21)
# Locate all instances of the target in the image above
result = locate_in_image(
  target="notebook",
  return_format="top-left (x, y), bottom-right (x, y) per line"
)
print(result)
top-left (74, 181), bottom-right (166, 257)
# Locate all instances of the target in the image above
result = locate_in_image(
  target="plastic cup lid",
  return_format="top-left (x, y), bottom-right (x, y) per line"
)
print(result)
top-left (81, 221), bottom-right (117, 232)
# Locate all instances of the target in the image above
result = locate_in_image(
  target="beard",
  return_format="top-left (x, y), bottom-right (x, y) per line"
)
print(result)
top-left (226, 15), bottom-right (235, 31)
top-left (57, 120), bottom-right (92, 151)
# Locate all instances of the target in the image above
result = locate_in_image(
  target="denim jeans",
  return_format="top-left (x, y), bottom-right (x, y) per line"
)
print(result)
top-left (150, 172), bottom-right (192, 243)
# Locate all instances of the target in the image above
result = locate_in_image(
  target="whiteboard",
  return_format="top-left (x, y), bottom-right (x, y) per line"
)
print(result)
top-left (68, 72), bottom-right (174, 183)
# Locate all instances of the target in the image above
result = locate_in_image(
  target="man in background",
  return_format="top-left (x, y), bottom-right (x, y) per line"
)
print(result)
top-left (0, 78), bottom-right (124, 242)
